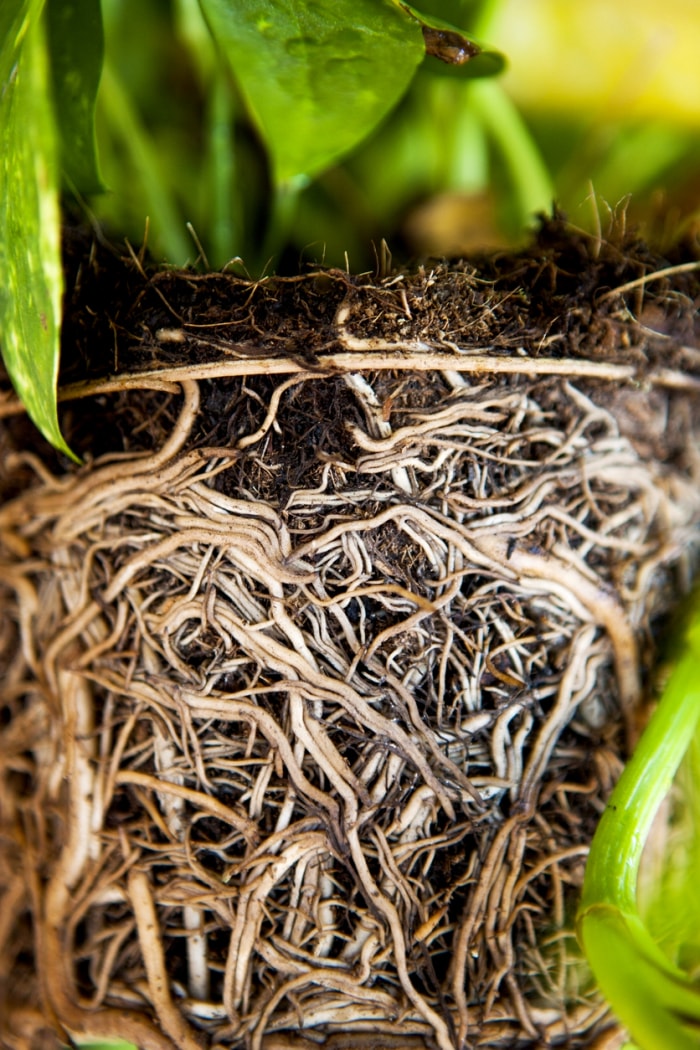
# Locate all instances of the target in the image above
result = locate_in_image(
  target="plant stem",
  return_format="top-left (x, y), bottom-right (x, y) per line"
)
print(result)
top-left (99, 59), bottom-right (191, 264)
top-left (468, 77), bottom-right (554, 227)
top-left (259, 176), bottom-right (306, 272)
top-left (204, 66), bottom-right (240, 268)
top-left (577, 604), bottom-right (700, 1050)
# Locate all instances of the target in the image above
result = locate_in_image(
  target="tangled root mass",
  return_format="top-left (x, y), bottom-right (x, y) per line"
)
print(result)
top-left (1, 222), bottom-right (699, 1050)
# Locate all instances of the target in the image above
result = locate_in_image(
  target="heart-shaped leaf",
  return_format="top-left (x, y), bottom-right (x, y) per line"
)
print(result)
top-left (197, 0), bottom-right (426, 184)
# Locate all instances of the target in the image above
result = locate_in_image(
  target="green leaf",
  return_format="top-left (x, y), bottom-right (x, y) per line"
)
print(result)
top-left (45, 0), bottom-right (105, 194)
top-left (197, 0), bottom-right (425, 184)
top-left (0, 1), bottom-right (74, 458)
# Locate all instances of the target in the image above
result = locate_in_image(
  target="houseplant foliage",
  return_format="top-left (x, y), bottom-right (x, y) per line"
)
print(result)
top-left (1, 3), bottom-right (700, 1050)
top-left (1, 0), bottom-right (513, 453)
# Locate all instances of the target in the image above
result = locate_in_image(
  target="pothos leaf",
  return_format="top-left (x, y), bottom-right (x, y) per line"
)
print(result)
top-left (197, 0), bottom-right (426, 184)
top-left (0, 1), bottom-right (74, 458)
top-left (45, 0), bottom-right (105, 195)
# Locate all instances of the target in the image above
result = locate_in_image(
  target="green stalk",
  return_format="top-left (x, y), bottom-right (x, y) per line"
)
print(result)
top-left (258, 175), bottom-right (307, 273)
top-left (467, 77), bottom-right (554, 227)
top-left (98, 59), bottom-right (191, 264)
top-left (577, 607), bottom-right (700, 1049)
top-left (174, 0), bottom-right (241, 268)
top-left (204, 67), bottom-right (240, 268)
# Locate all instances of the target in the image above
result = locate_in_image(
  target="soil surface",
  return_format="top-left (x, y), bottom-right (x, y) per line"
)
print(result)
top-left (0, 219), bottom-right (699, 1050)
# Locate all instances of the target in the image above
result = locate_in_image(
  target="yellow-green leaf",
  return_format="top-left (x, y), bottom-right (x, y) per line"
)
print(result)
top-left (0, 1), bottom-right (74, 458)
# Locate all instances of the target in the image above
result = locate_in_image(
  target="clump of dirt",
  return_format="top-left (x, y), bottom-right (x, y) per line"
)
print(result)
top-left (0, 220), bottom-right (699, 1050)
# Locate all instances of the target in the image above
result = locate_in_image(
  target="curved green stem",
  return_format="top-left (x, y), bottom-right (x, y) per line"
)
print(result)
top-left (577, 606), bottom-right (700, 1049)
top-left (467, 77), bottom-right (554, 227)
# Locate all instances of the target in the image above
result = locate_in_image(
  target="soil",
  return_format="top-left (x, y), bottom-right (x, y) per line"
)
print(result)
top-left (0, 218), bottom-right (699, 1050)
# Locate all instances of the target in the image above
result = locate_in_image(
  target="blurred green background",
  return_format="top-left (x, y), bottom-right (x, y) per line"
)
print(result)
top-left (90, 0), bottom-right (700, 271)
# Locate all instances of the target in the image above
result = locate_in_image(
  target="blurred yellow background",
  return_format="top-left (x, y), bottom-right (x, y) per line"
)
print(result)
top-left (490, 0), bottom-right (700, 125)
